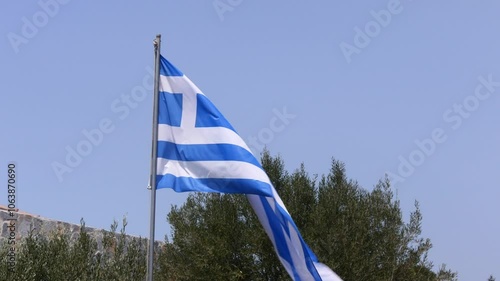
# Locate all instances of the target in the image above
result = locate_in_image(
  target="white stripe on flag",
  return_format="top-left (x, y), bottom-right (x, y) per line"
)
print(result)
top-left (159, 75), bottom-right (203, 96)
top-left (157, 158), bottom-right (271, 184)
top-left (158, 124), bottom-right (252, 152)
top-left (314, 263), bottom-right (343, 281)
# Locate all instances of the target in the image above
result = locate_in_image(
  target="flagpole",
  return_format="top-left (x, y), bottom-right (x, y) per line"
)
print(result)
top-left (147, 34), bottom-right (161, 281)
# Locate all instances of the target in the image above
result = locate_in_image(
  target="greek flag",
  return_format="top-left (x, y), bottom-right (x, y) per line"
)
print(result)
top-left (156, 55), bottom-right (342, 281)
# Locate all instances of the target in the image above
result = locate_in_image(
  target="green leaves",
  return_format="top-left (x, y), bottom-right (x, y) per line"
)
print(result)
top-left (0, 151), bottom-right (461, 280)
top-left (0, 218), bottom-right (148, 281)
top-left (160, 193), bottom-right (259, 280)
top-left (162, 153), bottom-right (456, 281)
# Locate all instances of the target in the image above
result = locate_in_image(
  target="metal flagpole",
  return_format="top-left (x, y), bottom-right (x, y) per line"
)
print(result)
top-left (147, 34), bottom-right (161, 281)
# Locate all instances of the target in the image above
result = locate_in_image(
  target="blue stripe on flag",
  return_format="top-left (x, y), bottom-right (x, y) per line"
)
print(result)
top-left (260, 197), bottom-right (322, 280)
top-left (195, 94), bottom-right (235, 131)
top-left (157, 141), bottom-right (261, 167)
top-left (160, 56), bottom-right (183, 77)
top-left (157, 174), bottom-right (272, 196)
top-left (260, 197), bottom-right (294, 273)
top-left (158, 92), bottom-right (183, 126)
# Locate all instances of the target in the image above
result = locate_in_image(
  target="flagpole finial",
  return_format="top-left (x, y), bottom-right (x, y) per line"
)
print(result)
top-left (154, 34), bottom-right (161, 48)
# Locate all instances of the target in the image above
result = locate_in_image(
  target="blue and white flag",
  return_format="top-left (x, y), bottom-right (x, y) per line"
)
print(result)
top-left (155, 55), bottom-right (342, 281)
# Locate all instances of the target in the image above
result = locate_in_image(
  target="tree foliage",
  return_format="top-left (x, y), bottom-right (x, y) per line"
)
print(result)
top-left (160, 151), bottom-right (457, 281)
top-left (0, 151), bottom-right (464, 280)
top-left (0, 217), bottom-right (148, 281)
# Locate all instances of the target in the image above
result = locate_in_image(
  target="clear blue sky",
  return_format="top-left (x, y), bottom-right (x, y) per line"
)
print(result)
top-left (2, 1), bottom-right (499, 279)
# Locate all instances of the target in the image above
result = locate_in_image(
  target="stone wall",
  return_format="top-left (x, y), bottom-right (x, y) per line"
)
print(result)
top-left (0, 205), bottom-right (151, 249)
top-left (1, 205), bottom-right (88, 240)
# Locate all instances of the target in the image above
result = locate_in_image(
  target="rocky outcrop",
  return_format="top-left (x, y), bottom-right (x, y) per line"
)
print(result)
top-left (0, 205), bottom-right (151, 248)
top-left (0, 205), bottom-right (88, 241)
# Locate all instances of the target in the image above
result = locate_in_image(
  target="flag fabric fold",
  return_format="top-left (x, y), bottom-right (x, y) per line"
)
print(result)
top-left (155, 55), bottom-right (342, 281)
